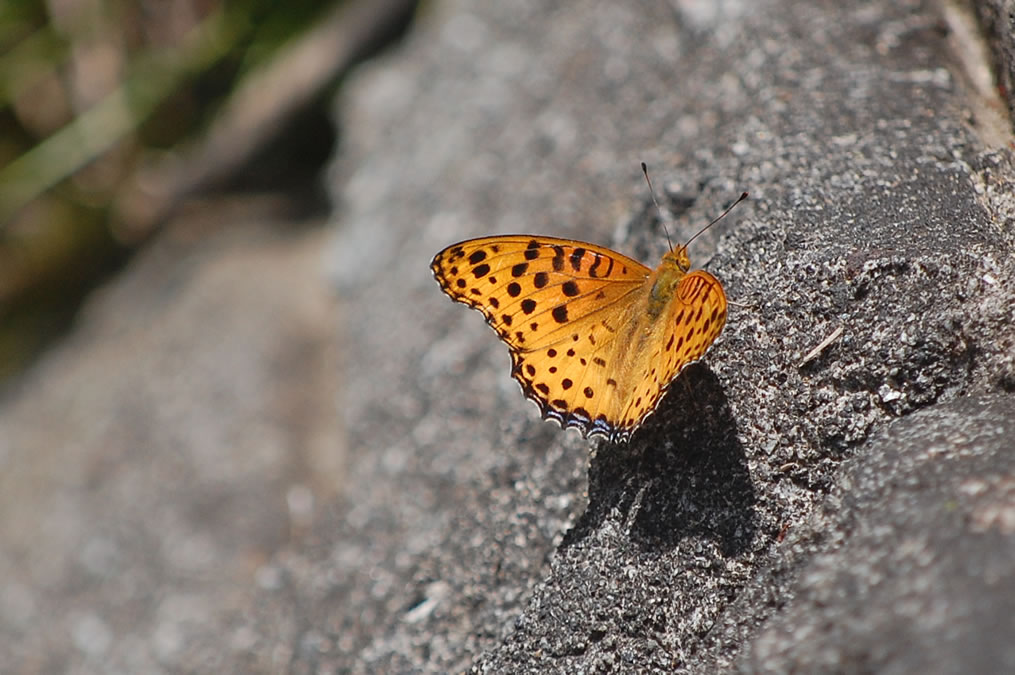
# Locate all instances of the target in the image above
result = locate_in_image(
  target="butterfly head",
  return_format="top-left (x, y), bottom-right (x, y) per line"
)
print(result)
top-left (661, 245), bottom-right (692, 274)
top-left (649, 247), bottom-right (692, 313)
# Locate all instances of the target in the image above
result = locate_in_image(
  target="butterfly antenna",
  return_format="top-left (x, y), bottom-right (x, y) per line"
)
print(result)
top-left (641, 162), bottom-right (674, 251)
top-left (683, 191), bottom-right (749, 249)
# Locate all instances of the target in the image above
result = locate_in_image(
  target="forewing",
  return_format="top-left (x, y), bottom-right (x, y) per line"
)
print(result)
top-left (430, 235), bottom-right (649, 351)
top-left (432, 235), bottom-right (652, 438)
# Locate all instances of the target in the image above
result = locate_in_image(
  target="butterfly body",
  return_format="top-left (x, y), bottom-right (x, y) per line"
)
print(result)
top-left (647, 249), bottom-right (692, 315)
top-left (431, 235), bottom-right (726, 442)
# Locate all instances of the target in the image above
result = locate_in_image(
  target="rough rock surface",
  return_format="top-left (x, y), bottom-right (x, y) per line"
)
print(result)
top-left (2, 0), bottom-right (1014, 672)
top-left (319, 0), bottom-right (1015, 671)
top-left (745, 394), bottom-right (1015, 674)
top-left (975, 0), bottom-right (1015, 124)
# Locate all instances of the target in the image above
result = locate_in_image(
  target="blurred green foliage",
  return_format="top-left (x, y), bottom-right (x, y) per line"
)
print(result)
top-left (0, 0), bottom-right (344, 380)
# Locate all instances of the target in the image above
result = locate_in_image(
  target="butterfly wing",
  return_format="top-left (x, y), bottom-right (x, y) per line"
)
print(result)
top-left (613, 269), bottom-right (727, 440)
top-left (431, 235), bottom-right (652, 438)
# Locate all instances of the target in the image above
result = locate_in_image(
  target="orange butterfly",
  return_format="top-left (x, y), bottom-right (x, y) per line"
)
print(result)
top-left (431, 196), bottom-right (742, 442)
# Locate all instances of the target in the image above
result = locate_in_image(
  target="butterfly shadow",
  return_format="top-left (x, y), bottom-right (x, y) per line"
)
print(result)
top-left (561, 364), bottom-right (756, 558)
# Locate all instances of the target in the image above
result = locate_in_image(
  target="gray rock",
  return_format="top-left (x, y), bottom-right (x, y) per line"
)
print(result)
top-left (313, 0), bottom-right (1015, 672)
top-left (0, 216), bottom-right (344, 673)
top-left (974, 0), bottom-right (1015, 124)
top-left (744, 395), bottom-right (1015, 674)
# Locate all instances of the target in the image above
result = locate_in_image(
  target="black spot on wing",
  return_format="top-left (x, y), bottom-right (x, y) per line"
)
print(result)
top-left (569, 248), bottom-right (585, 272)
top-left (551, 246), bottom-right (565, 271)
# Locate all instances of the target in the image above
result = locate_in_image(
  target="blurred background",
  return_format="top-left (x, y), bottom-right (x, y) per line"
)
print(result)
top-left (0, 1), bottom-right (419, 670)
top-left (0, 0), bottom-right (416, 380)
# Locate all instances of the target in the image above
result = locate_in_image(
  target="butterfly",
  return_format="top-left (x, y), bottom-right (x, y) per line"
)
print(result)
top-left (430, 195), bottom-right (741, 442)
